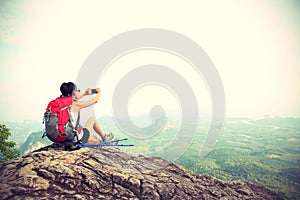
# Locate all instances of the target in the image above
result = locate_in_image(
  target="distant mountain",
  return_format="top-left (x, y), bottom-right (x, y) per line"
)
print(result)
top-left (1, 120), bottom-right (44, 147)
top-left (252, 117), bottom-right (300, 130)
top-left (19, 131), bottom-right (52, 155)
top-left (97, 115), bottom-right (116, 126)
top-left (97, 115), bottom-right (178, 130)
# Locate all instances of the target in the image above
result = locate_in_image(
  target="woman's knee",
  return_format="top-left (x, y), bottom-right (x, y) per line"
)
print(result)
top-left (85, 117), bottom-right (96, 127)
top-left (87, 116), bottom-right (96, 123)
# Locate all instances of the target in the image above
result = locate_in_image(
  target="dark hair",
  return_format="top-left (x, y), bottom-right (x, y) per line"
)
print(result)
top-left (60, 82), bottom-right (76, 96)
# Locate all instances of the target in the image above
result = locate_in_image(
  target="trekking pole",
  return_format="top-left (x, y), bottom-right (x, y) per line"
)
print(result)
top-left (77, 138), bottom-right (134, 148)
top-left (102, 144), bottom-right (134, 147)
top-left (77, 143), bottom-right (134, 148)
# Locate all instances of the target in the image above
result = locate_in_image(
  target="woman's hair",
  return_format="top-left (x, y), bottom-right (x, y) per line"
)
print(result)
top-left (60, 82), bottom-right (76, 96)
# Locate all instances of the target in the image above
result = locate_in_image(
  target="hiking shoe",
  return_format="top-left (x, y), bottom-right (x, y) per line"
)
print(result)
top-left (103, 132), bottom-right (114, 142)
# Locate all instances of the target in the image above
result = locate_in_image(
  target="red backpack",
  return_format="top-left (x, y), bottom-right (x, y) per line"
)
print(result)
top-left (43, 96), bottom-right (74, 143)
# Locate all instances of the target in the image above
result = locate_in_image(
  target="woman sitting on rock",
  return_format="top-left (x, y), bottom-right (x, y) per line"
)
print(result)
top-left (60, 82), bottom-right (114, 143)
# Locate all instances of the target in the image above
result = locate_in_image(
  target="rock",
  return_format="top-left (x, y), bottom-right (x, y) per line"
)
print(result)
top-left (0, 144), bottom-right (283, 200)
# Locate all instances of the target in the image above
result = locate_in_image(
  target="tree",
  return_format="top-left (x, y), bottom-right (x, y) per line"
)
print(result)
top-left (0, 124), bottom-right (20, 162)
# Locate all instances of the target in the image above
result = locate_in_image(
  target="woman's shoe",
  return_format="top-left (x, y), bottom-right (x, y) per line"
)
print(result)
top-left (103, 132), bottom-right (114, 142)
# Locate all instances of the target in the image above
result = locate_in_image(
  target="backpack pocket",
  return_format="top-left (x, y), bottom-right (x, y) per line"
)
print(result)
top-left (44, 112), bottom-right (60, 141)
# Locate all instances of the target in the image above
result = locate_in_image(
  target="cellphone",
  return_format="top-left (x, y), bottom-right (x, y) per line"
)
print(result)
top-left (91, 89), bottom-right (97, 94)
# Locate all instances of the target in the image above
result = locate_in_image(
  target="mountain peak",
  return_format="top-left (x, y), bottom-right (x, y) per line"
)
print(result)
top-left (0, 144), bottom-right (282, 199)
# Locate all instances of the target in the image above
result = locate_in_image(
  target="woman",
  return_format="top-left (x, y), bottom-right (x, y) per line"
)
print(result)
top-left (60, 82), bottom-right (114, 143)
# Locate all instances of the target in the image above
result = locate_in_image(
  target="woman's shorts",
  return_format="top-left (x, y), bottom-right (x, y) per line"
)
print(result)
top-left (78, 128), bottom-right (90, 143)
top-left (65, 126), bottom-right (90, 143)
top-left (79, 128), bottom-right (90, 143)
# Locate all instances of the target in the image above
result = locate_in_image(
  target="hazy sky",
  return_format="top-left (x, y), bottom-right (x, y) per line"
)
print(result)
top-left (0, 0), bottom-right (299, 122)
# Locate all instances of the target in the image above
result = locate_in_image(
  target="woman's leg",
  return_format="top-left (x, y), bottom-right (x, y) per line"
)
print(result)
top-left (88, 135), bottom-right (100, 143)
top-left (84, 117), bottom-right (114, 142)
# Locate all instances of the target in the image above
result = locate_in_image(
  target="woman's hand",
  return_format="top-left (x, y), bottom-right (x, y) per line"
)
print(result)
top-left (96, 88), bottom-right (101, 94)
top-left (94, 88), bottom-right (101, 103)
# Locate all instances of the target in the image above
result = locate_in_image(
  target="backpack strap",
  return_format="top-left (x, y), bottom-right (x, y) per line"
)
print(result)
top-left (74, 111), bottom-right (81, 143)
top-left (66, 108), bottom-right (81, 143)
top-left (75, 111), bottom-right (80, 131)
top-left (59, 105), bottom-right (71, 112)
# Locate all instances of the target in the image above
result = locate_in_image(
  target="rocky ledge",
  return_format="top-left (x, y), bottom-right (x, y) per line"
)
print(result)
top-left (0, 144), bottom-right (282, 200)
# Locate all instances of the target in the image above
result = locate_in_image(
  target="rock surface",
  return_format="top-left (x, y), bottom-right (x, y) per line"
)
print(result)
top-left (0, 144), bottom-right (283, 200)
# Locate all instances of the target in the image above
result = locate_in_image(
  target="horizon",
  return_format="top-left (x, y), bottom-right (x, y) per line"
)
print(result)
top-left (1, 113), bottom-right (299, 124)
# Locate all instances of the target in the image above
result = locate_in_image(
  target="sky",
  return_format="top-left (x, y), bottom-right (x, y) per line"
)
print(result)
top-left (0, 0), bottom-right (300, 122)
